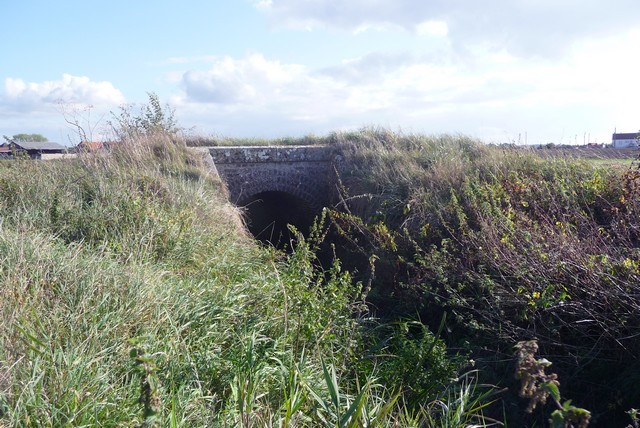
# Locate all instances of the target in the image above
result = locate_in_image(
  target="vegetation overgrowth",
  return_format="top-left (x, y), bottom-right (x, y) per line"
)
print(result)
top-left (318, 128), bottom-right (640, 426)
top-left (186, 134), bottom-right (324, 147)
top-left (1, 105), bottom-right (638, 426)
top-left (0, 129), bottom-right (494, 426)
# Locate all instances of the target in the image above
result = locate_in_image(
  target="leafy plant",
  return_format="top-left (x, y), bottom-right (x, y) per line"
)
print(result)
top-left (109, 92), bottom-right (180, 140)
top-left (515, 340), bottom-right (590, 428)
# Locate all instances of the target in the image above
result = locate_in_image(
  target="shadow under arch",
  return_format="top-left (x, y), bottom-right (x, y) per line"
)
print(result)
top-left (240, 190), bottom-right (318, 249)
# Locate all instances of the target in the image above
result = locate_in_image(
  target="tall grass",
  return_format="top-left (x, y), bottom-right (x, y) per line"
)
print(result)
top-left (0, 132), bottom-right (492, 426)
top-left (321, 127), bottom-right (640, 425)
top-left (185, 134), bottom-right (325, 147)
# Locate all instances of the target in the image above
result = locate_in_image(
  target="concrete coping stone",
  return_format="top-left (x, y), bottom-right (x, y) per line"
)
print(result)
top-left (208, 145), bottom-right (334, 163)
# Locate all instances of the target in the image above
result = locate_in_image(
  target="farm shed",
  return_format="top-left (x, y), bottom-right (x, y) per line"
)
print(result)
top-left (612, 132), bottom-right (640, 148)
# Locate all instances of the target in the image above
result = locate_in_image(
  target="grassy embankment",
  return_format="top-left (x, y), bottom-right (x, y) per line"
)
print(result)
top-left (186, 129), bottom-right (640, 426)
top-left (1, 125), bottom-right (638, 426)
top-left (318, 129), bottom-right (640, 426)
top-left (0, 133), bottom-right (491, 427)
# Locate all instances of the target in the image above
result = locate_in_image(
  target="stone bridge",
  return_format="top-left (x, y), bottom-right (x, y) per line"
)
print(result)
top-left (201, 145), bottom-right (339, 244)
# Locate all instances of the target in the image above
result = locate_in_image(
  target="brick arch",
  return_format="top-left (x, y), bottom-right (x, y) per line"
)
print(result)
top-left (225, 167), bottom-right (330, 211)
top-left (204, 145), bottom-right (337, 212)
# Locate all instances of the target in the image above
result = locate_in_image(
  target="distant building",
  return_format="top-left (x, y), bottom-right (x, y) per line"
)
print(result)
top-left (7, 141), bottom-right (67, 159)
top-left (612, 132), bottom-right (640, 148)
top-left (75, 141), bottom-right (100, 152)
top-left (0, 144), bottom-right (10, 158)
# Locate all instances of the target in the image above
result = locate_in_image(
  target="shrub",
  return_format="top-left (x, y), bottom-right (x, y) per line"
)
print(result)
top-left (323, 128), bottom-right (640, 424)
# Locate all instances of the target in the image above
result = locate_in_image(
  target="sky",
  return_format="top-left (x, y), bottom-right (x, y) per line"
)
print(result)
top-left (2, 0), bottom-right (640, 146)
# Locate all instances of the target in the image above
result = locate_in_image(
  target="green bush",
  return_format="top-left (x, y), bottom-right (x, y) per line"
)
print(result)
top-left (324, 128), bottom-right (640, 424)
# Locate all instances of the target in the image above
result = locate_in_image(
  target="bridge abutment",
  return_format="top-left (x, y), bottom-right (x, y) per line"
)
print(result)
top-left (203, 145), bottom-right (338, 246)
top-left (207, 146), bottom-right (336, 209)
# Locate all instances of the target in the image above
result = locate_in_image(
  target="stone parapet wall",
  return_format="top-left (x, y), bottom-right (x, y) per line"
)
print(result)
top-left (202, 146), bottom-right (338, 211)
top-left (209, 146), bottom-right (334, 164)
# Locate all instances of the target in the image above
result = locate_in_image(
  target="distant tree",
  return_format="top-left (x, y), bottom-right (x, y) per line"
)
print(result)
top-left (3, 133), bottom-right (48, 143)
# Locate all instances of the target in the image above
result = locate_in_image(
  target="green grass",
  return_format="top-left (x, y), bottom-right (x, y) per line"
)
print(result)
top-left (186, 134), bottom-right (325, 147)
top-left (4, 124), bottom-right (637, 426)
top-left (315, 127), bottom-right (640, 425)
top-left (583, 157), bottom-right (635, 168)
top-left (0, 132), bottom-right (491, 427)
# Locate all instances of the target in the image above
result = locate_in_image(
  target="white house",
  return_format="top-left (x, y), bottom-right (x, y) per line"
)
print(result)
top-left (612, 132), bottom-right (640, 148)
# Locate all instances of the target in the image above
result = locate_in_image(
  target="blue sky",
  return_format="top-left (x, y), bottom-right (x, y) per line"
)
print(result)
top-left (2, 0), bottom-right (639, 145)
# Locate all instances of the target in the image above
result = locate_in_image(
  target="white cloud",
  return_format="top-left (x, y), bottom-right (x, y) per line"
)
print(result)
top-left (416, 20), bottom-right (448, 37)
top-left (179, 53), bottom-right (340, 110)
top-left (172, 52), bottom-right (476, 135)
top-left (0, 74), bottom-right (126, 144)
top-left (3, 74), bottom-right (125, 110)
top-left (178, 51), bottom-right (524, 119)
top-left (172, 40), bottom-right (638, 143)
top-left (352, 22), bottom-right (402, 35)
top-left (253, 0), bottom-right (273, 10)
top-left (256, 0), bottom-right (640, 57)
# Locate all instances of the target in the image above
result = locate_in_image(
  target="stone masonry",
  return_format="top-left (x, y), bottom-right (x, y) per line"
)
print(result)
top-left (204, 146), bottom-right (337, 210)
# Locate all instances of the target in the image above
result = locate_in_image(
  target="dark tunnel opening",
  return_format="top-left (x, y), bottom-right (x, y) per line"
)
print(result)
top-left (240, 191), bottom-right (318, 249)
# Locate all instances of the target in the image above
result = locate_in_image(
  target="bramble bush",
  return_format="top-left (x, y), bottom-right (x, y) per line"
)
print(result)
top-left (324, 127), bottom-right (640, 425)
